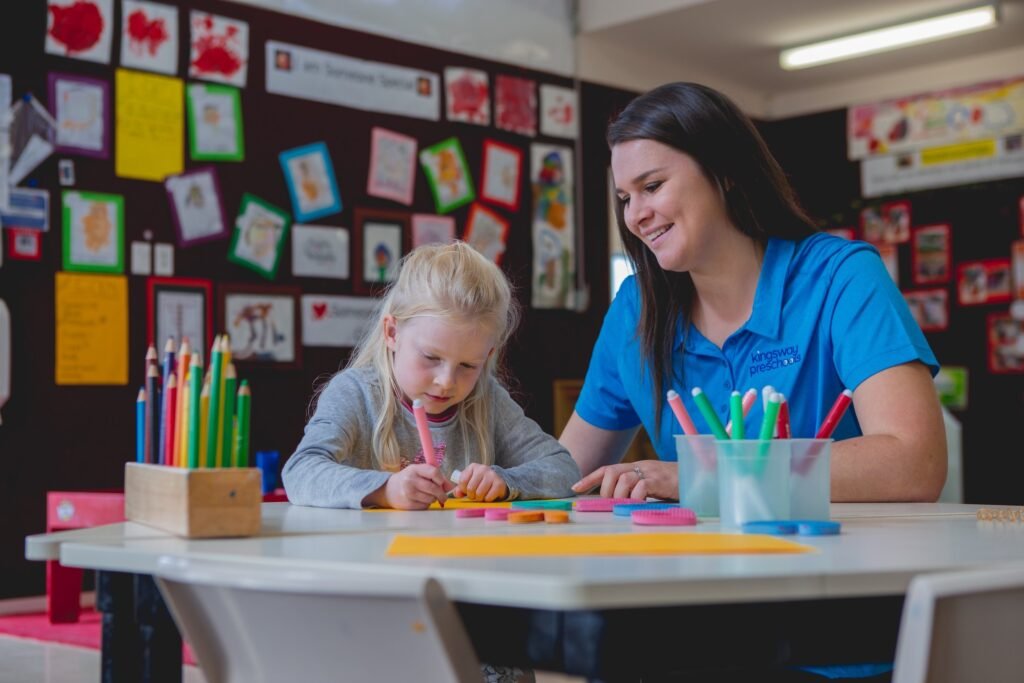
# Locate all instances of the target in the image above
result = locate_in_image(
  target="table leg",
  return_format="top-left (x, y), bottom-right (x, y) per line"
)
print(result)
top-left (134, 574), bottom-right (183, 683)
top-left (96, 571), bottom-right (141, 683)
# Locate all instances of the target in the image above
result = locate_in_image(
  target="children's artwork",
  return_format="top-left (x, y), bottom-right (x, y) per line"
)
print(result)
top-left (531, 143), bottom-right (575, 309)
top-left (120, 0), bottom-right (178, 75)
top-left (539, 84), bottom-right (578, 139)
top-left (1013, 240), bottom-right (1024, 300)
top-left (147, 276), bottom-right (212, 353)
top-left (55, 272), bottom-right (128, 385)
top-left (8, 94), bottom-right (57, 186)
top-left (189, 11), bottom-right (248, 87)
top-left (419, 137), bottom-right (475, 214)
top-left (115, 68), bottom-right (183, 182)
top-left (48, 73), bottom-right (110, 158)
top-left (0, 188), bottom-right (51, 231)
top-left (7, 229), bottom-right (42, 261)
top-left (464, 204), bottom-right (509, 264)
top-left (903, 288), bottom-right (948, 332)
top-left (988, 314), bottom-right (1024, 373)
top-left (934, 366), bottom-right (968, 410)
top-left (164, 167), bottom-right (227, 247)
top-left (480, 139), bottom-right (522, 211)
top-left (825, 227), bottom-right (855, 240)
top-left (958, 259), bottom-right (1012, 305)
top-left (495, 75), bottom-right (536, 137)
top-left (186, 83), bottom-right (244, 161)
top-left (279, 142), bottom-right (342, 222)
top-left (444, 67), bottom-right (489, 125)
top-left (1019, 195), bottom-right (1024, 236)
top-left (911, 224), bottom-right (951, 285)
top-left (861, 202), bottom-right (911, 244)
top-left (877, 244), bottom-right (898, 283)
top-left (222, 284), bottom-right (300, 366)
top-left (45, 0), bottom-right (113, 64)
top-left (291, 224), bottom-right (350, 280)
top-left (228, 194), bottom-right (290, 280)
top-left (411, 214), bottom-right (455, 248)
top-left (300, 294), bottom-right (377, 348)
top-left (61, 190), bottom-right (124, 273)
top-left (367, 128), bottom-right (417, 206)
top-left (354, 208), bottom-right (409, 294)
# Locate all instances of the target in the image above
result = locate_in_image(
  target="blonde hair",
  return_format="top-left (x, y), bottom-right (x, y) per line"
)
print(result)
top-left (347, 241), bottom-right (519, 471)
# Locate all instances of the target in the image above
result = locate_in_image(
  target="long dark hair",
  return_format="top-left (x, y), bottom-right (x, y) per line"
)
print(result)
top-left (606, 82), bottom-right (817, 424)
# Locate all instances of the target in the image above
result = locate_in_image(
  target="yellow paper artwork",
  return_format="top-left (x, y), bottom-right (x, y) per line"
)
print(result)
top-left (115, 69), bottom-right (184, 182)
top-left (55, 273), bottom-right (128, 385)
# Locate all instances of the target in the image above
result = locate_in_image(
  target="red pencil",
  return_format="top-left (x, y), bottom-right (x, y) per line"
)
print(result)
top-left (816, 389), bottom-right (853, 439)
top-left (161, 374), bottom-right (178, 467)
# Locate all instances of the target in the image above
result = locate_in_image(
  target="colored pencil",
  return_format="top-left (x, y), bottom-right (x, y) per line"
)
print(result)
top-left (145, 363), bottom-right (160, 464)
top-left (222, 363), bottom-right (236, 467)
top-left (161, 374), bottom-right (177, 467)
top-left (200, 373), bottom-right (211, 468)
top-left (135, 388), bottom-right (146, 463)
top-left (234, 381), bottom-right (251, 468)
top-left (187, 354), bottom-right (203, 469)
top-left (690, 387), bottom-right (729, 440)
top-left (816, 389), bottom-right (854, 439)
top-left (158, 338), bottom-right (175, 465)
top-left (666, 389), bottom-right (698, 435)
top-left (143, 345), bottom-right (157, 464)
top-left (173, 338), bottom-right (191, 468)
top-left (216, 336), bottom-right (231, 467)
top-left (205, 336), bottom-right (224, 467)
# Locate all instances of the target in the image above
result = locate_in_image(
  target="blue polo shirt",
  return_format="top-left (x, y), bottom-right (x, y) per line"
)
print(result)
top-left (576, 233), bottom-right (938, 460)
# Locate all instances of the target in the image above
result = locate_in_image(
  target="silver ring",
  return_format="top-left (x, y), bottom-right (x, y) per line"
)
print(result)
top-left (633, 464), bottom-right (644, 480)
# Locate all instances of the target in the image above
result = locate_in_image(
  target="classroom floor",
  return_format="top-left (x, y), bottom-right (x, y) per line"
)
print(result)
top-left (0, 634), bottom-right (582, 683)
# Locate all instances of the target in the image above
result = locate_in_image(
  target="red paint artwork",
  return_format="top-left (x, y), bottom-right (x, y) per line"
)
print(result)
top-left (495, 75), bottom-right (537, 137)
top-left (48, 1), bottom-right (104, 54)
top-left (126, 8), bottom-right (168, 57)
top-left (190, 13), bottom-right (245, 83)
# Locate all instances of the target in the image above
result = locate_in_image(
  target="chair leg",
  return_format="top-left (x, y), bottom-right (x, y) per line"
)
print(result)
top-left (46, 560), bottom-right (83, 623)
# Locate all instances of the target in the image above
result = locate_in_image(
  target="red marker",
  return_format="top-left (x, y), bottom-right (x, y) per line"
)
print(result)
top-left (666, 389), bottom-right (698, 435)
top-left (816, 389), bottom-right (853, 438)
top-left (775, 394), bottom-right (792, 439)
top-left (412, 398), bottom-right (438, 466)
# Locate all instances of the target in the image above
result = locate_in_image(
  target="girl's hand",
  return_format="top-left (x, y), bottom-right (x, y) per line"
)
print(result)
top-left (454, 463), bottom-right (508, 502)
top-left (570, 460), bottom-right (678, 500)
top-left (382, 464), bottom-right (452, 510)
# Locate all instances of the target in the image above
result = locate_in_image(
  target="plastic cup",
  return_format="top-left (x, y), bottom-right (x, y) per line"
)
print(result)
top-left (789, 439), bottom-right (831, 520)
top-left (676, 435), bottom-right (719, 517)
top-left (717, 440), bottom-right (791, 528)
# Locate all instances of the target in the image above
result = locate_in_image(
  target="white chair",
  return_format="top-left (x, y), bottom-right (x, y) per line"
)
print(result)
top-left (892, 564), bottom-right (1024, 683)
top-left (153, 556), bottom-right (482, 683)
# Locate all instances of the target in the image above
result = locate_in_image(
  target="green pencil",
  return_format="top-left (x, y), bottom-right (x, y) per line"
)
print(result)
top-left (205, 336), bottom-right (224, 468)
top-left (187, 355), bottom-right (203, 469)
top-left (234, 381), bottom-right (251, 468)
top-left (221, 363), bottom-right (236, 467)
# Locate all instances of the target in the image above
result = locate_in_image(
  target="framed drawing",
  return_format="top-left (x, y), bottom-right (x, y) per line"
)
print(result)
top-left (228, 193), bottom-right (290, 280)
top-left (48, 72), bottom-right (110, 158)
top-left (279, 141), bottom-right (342, 222)
top-left (464, 203), bottom-right (509, 264)
top-left (120, 0), bottom-right (179, 75)
top-left (911, 224), bottom-right (951, 285)
top-left (221, 283), bottom-right (300, 367)
top-left (147, 276), bottom-right (213, 353)
top-left (411, 214), bottom-right (455, 248)
top-left (419, 137), bottom-right (475, 214)
top-left (186, 82), bottom-right (244, 162)
top-left (903, 288), bottom-right (948, 332)
top-left (353, 208), bottom-right (409, 294)
top-left (164, 166), bottom-right (228, 247)
top-left (367, 127), bottom-right (417, 206)
top-left (480, 139), bottom-right (522, 211)
top-left (61, 190), bottom-right (124, 273)
top-left (988, 314), bottom-right (1024, 374)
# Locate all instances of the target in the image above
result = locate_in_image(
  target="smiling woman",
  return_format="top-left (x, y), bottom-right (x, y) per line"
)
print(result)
top-left (562, 81), bottom-right (947, 507)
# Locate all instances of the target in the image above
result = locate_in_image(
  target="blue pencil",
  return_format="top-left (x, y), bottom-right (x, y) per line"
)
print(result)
top-left (136, 388), bottom-right (146, 463)
top-left (158, 338), bottom-right (175, 466)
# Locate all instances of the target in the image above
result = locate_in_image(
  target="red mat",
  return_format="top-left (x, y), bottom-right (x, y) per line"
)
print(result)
top-left (0, 608), bottom-right (197, 665)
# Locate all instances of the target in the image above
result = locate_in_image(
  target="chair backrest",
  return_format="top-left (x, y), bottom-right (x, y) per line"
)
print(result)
top-left (154, 556), bottom-right (482, 683)
top-left (892, 564), bottom-right (1024, 683)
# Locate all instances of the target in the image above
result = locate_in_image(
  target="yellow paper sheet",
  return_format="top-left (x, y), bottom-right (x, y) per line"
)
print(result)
top-left (115, 69), bottom-right (183, 181)
top-left (55, 273), bottom-right (128, 385)
top-left (387, 532), bottom-right (813, 557)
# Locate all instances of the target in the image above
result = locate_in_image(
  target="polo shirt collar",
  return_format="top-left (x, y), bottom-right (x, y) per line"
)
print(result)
top-left (677, 237), bottom-right (794, 351)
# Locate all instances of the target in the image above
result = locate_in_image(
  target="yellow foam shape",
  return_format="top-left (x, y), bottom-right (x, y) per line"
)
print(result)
top-left (365, 499), bottom-right (513, 512)
top-left (387, 532), bottom-right (813, 557)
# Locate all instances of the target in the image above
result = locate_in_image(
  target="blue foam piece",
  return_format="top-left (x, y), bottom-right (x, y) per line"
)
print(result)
top-left (793, 520), bottom-right (841, 536)
top-left (612, 502), bottom-right (678, 517)
top-left (741, 520), bottom-right (798, 535)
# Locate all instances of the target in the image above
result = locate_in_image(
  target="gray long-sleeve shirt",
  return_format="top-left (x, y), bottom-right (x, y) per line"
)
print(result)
top-left (282, 366), bottom-right (580, 508)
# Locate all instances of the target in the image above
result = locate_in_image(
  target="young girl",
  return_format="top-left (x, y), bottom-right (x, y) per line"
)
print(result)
top-left (283, 241), bottom-right (580, 510)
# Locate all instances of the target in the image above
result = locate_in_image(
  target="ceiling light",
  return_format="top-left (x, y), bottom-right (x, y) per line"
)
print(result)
top-left (780, 4), bottom-right (999, 70)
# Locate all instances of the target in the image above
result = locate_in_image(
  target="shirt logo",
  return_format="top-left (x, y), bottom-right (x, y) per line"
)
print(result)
top-left (749, 345), bottom-right (802, 377)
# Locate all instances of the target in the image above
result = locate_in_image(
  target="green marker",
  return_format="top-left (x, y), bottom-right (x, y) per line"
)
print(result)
top-left (759, 393), bottom-right (781, 442)
top-left (691, 387), bottom-right (729, 440)
top-left (729, 390), bottom-right (744, 440)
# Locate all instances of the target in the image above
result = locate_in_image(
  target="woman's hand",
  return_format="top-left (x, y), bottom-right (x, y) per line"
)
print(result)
top-left (454, 463), bottom-right (508, 501)
top-left (378, 464), bottom-right (453, 510)
top-left (571, 460), bottom-right (678, 500)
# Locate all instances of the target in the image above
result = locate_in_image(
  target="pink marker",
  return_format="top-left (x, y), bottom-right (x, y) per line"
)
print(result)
top-left (725, 387), bottom-right (758, 436)
top-left (666, 389), bottom-right (698, 435)
top-left (816, 389), bottom-right (853, 439)
top-left (412, 398), bottom-right (438, 466)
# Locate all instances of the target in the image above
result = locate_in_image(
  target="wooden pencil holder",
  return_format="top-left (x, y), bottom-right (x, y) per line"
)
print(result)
top-left (124, 462), bottom-right (262, 538)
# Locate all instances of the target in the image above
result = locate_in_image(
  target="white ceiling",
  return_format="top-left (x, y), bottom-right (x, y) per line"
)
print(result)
top-left (577, 0), bottom-right (1024, 118)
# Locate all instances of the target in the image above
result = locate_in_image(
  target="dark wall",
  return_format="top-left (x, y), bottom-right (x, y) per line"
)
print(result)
top-left (762, 109), bottom-right (1024, 506)
top-left (0, 1), bottom-right (636, 598)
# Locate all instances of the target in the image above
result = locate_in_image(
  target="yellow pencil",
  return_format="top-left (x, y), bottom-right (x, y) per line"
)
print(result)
top-left (199, 373), bottom-right (211, 468)
top-left (173, 338), bottom-right (191, 468)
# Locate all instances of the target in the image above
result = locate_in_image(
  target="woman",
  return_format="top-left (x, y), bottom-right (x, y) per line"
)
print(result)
top-left (565, 82), bottom-right (946, 503)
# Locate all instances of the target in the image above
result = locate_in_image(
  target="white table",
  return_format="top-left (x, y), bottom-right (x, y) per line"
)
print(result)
top-left (25, 502), bottom-right (1024, 680)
